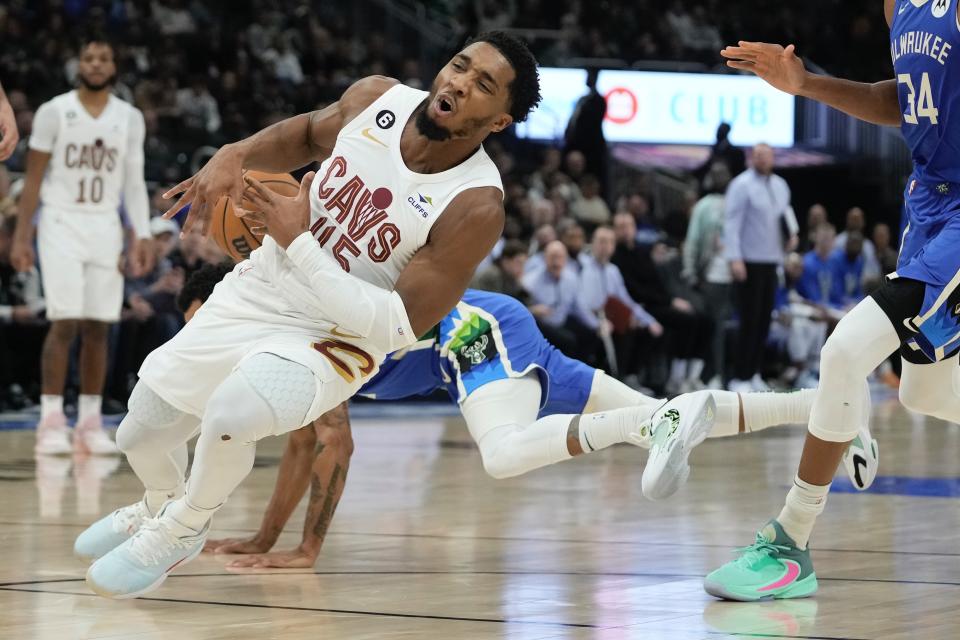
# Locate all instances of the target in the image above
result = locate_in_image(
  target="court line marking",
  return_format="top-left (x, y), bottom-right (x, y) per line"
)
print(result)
top-left (3, 519), bottom-right (959, 559)
top-left (0, 585), bottom-right (873, 639)
top-left (2, 572), bottom-right (960, 589)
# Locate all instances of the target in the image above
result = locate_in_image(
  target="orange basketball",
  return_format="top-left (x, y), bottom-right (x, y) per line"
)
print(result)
top-left (209, 170), bottom-right (301, 261)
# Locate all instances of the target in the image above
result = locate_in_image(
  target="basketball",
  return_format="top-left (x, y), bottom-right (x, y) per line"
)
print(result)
top-left (209, 170), bottom-right (301, 261)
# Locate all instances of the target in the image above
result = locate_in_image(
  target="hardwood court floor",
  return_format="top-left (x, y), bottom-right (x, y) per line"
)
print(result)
top-left (1, 393), bottom-right (959, 639)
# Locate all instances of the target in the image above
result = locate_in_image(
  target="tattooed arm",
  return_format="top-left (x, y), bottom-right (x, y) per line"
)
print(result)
top-left (220, 403), bottom-right (354, 568)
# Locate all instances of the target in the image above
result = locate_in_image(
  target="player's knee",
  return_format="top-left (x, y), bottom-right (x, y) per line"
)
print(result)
top-left (236, 353), bottom-right (316, 433)
top-left (818, 331), bottom-right (868, 379)
top-left (79, 320), bottom-right (109, 343)
top-left (48, 320), bottom-right (79, 344)
top-left (204, 375), bottom-right (275, 446)
top-left (476, 429), bottom-right (521, 480)
top-left (116, 383), bottom-right (187, 453)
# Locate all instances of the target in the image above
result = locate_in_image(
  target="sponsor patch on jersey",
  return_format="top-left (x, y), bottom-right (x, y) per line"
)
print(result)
top-left (932, 0), bottom-right (948, 17)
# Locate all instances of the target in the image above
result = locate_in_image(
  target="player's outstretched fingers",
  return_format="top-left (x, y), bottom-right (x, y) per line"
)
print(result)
top-left (243, 175), bottom-right (276, 209)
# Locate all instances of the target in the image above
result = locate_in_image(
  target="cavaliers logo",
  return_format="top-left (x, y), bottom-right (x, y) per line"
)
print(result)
top-left (312, 339), bottom-right (375, 383)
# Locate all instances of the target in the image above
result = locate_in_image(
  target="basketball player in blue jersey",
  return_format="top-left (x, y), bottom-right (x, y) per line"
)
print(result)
top-left (647, 0), bottom-right (960, 601)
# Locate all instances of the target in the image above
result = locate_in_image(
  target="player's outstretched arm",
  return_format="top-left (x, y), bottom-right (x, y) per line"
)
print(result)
top-left (222, 403), bottom-right (354, 569)
top-left (721, 42), bottom-right (901, 127)
top-left (162, 75), bottom-right (397, 236)
top-left (10, 149), bottom-right (51, 272)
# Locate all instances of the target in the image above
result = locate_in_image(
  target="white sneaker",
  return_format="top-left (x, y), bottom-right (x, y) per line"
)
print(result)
top-left (86, 503), bottom-right (208, 599)
top-left (842, 423), bottom-right (879, 491)
top-left (75, 499), bottom-right (153, 560)
top-left (35, 413), bottom-right (72, 455)
top-left (74, 416), bottom-right (118, 455)
top-left (640, 390), bottom-right (717, 500)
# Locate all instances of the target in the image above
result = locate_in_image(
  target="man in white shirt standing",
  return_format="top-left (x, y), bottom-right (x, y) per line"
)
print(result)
top-left (11, 35), bottom-right (153, 455)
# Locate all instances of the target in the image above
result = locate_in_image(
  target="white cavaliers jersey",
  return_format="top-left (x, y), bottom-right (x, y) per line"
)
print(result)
top-left (29, 90), bottom-right (143, 215)
top-left (250, 83), bottom-right (503, 314)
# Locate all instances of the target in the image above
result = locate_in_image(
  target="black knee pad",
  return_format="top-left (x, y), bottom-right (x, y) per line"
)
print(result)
top-left (870, 277), bottom-right (960, 365)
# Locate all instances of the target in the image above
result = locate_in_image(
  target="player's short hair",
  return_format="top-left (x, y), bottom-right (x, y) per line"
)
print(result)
top-left (469, 31), bottom-right (541, 123)
top-left (176, 262), bottom-right (233, 313)
top-left (79, 31), bottom-right (114, 55)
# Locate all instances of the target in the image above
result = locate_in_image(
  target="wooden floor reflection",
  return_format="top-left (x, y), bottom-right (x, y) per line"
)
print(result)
top-left (2, 392), bottom-right (959, 639)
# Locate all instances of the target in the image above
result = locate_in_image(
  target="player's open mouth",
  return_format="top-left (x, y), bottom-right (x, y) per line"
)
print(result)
top-left (433, 94), bottom-right (456, 117)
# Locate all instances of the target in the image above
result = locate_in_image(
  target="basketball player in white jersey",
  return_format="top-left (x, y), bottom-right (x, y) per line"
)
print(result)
top-left (10, 36), bottom-right (153, 456)
top-left (78, 31), bottom-right (564, 599)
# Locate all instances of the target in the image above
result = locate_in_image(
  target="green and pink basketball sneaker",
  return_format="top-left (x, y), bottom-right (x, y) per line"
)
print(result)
top-left (704, 520), bottom-right (818, 601)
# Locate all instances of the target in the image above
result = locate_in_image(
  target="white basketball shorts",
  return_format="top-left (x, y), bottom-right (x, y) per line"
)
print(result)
top-left (138, 262), bottom-right (384, 431)
top-left (37, 208), bottom-right (124, 322)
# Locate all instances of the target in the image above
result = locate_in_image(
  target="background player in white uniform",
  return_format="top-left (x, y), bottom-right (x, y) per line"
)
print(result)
top-left (10, 36), bottom-right (152, 456)
top-left (77, 32), bottom-right (557, 599)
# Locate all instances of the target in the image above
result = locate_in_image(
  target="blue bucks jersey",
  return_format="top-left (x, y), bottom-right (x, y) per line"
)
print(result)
top-left (359, 290), bottom-right (595, 415)
top-left (890, 0), bottom-right (960, 185)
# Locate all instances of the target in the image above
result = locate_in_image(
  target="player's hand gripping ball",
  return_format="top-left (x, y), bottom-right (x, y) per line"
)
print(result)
top-left (209, 170), bottom-right (301, 261)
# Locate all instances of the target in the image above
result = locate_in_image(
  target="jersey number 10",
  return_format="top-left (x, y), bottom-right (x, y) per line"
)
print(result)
top-left (76, 176), bottom-right (104, 204)
top-left (899, 72), bottom-right (939, 125)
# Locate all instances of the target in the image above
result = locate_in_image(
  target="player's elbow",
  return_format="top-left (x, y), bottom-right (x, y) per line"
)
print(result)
top-left (316, 423), bottom-right (355, 458)
top-left (288, 425), bottom-right (317, 454)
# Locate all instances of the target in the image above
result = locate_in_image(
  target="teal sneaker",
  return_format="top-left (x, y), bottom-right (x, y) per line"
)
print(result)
top-left (74, 499), bottom-right (152, 561)
top-left (640, 390), bottom-right (717, 500)
top-left (704, 520), bottom-right (818, 601)
top-left (86, 503), bottom-right (208, 599)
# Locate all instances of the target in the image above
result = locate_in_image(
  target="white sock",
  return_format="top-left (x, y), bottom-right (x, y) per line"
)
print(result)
top-left (78, 394), bottom-right (102, 425)
top-left (777, 475), bottom-right (830, 549)
top-left (144, 486), bottom-right (185, 516)
top-left (741, 389), bottom-right (814, 432)
top-left (709, 390), bottom-right (741, 438)
top-left (165, 495), bottom-right (217, 533)
top-left (578, 405), bottom-right (656, 452)
top-left (40, 395), bottom-right (64, 420)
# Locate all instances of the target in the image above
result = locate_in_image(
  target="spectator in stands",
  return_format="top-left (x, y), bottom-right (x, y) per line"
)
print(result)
top-left (724, 143), bottom-right (796, 393)
top-left (0, 215), bottom-right (46, 409)
top-left (829, 230), bottom-right (865, 309)
top-left (564, 68), bottom-right (607, 190)
top-left (836, 206), bottom-right (879, 281)
top-left (175, 75), bottom-right (221, 144)
top-left (558, 219), bottom-right (586, 274)
top-left (696, 123), bottom-right (746, 186)
top-left (612, 212), bottom-right (712, 393)
top-left (620, 192), bottom-right (660, 245)
top-left (802, 203), bottom-right (828, 252)
top-left (521, 240), bottom-right (599, 363)
top-left (524, 224), bottom-right (557, 277)
top-left (797, 223), bottom-right (838, 307)
top-left (472, 239), bottom-right (530, 305)
top-left (570, 174), bottom-right (611, 230)
top-left (773, 252), bottom-right (829, 389)
top-left (578, 226), bottom-right (663, 377)
top-left (872, 222), bottom-right (898, 279)
top-left (684, 162), bottom-right (734, 386)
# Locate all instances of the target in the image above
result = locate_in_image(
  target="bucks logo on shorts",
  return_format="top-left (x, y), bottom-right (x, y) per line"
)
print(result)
top-left (447, 312), bottom-right (499, 374)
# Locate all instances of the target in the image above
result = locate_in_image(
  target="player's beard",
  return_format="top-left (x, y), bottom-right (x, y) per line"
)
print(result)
top-left (414, 103), bottom-right (451, 141)
top-left (79, 73), bottom-right (116, 92)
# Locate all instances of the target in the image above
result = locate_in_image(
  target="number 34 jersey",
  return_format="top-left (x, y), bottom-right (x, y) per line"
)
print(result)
top-left (890, 0), bottom-right (960, 185)
top-left (28, 90), bottom-right (144, 215)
